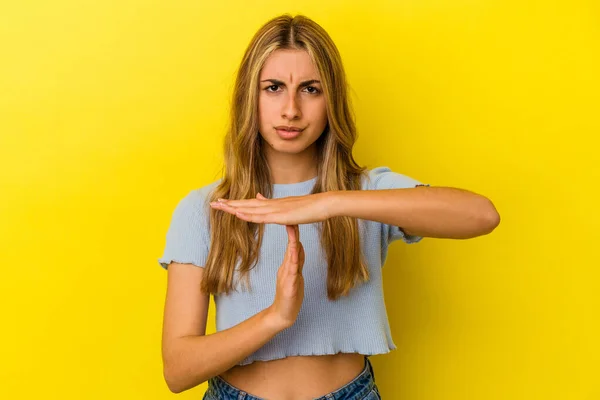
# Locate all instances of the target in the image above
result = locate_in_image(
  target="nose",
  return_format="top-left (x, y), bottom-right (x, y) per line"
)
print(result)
top-left (281, 92), bottom-right (301, 120)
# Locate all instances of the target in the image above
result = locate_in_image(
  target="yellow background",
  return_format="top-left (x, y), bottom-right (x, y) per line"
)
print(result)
top-left (1, 0), bottom-right (598, 399)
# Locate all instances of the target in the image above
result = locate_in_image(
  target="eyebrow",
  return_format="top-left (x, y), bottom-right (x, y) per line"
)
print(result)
top-left (260, 79), bottom-right (321, 88)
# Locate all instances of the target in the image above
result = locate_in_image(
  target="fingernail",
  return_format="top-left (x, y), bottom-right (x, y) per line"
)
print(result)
top-left (217, 198), bottom-right (226, 202)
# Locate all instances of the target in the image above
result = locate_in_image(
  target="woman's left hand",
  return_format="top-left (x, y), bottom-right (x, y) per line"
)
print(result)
top-left (209, 192), bottom-right (335, 225)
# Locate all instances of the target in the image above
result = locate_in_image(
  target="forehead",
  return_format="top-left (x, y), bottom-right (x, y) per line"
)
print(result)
top-left (260, 49), bottom-right (320, 81)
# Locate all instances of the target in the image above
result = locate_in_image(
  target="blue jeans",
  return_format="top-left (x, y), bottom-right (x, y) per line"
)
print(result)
top-left (203, 356), bottom-right (381, 399)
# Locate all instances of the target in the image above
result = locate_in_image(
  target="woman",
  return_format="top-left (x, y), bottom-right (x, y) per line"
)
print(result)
top-left (158, 13), bottom-right (500, 399)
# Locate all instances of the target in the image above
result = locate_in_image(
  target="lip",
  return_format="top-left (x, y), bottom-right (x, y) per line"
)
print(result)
top-left (275, 126), bottom-right (304, 139)
top-left (275, 125), bottom-right (303, 131)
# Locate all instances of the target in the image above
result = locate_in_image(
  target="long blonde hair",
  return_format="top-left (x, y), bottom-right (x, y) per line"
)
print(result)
top-left (201, 14), bottom-right (369, 300)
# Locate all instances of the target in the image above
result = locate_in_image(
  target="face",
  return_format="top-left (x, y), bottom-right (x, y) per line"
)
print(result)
top-left (258, 49), bottom-right (328, 156)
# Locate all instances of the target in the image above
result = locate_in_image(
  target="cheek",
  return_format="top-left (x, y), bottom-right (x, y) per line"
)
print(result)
top-left (308, 99), bottom-right (328, 125)
top-left (258, 97), bottom-right (276, 125)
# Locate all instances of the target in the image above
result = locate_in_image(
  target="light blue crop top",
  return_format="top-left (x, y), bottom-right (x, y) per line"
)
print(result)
top-left (158, 166), bottom-right (429, 365)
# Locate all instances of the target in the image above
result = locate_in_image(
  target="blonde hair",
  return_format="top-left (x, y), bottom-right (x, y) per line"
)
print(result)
top-left (201, 13), bottom-right (369, 300)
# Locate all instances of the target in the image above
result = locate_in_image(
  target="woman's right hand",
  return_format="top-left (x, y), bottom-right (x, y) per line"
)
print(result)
top-left (268, 224), bottom-right (305, 330)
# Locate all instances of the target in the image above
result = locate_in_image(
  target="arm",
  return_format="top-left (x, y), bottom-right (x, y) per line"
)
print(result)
top-left (327, 186), bottom-right (500, 240)
top-left (162, 262), bottom-right (286, 393)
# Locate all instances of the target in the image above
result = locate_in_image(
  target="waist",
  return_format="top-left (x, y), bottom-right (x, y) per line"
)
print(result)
top-left (218, 353), bottom-right (366, 399)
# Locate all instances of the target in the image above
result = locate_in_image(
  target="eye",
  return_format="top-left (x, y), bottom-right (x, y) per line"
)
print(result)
top-left (304, 86), bottom-right (320, 94)
top-left (265, 84), bottom-right (280, 92)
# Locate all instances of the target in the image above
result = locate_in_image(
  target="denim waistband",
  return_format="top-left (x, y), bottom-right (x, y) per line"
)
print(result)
top-left (205, 355), bottom-right (376, 400)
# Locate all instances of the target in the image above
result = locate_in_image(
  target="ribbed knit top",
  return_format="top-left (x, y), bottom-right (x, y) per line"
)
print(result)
top-left (158, 166), bottom-right (428, 365)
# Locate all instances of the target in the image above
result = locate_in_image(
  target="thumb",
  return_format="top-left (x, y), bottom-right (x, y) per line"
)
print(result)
top-left (256, 193), bottom-right (267, 200)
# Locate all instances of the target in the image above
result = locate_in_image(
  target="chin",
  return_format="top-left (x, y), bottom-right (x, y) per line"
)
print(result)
top-left (272, 143), bottom-right (308, 154)
top-left (270, 139), bottom-right (311, 152)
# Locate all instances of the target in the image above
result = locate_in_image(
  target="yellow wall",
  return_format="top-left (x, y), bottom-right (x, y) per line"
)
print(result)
top-left (1, 1), bottom-right (598, 399)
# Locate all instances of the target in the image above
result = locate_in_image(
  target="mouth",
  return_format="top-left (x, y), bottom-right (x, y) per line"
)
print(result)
top-left (275, 126), bottom-right (304, 139)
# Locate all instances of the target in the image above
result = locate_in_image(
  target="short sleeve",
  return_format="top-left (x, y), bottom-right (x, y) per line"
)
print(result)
top-left (366, 166), bottom-right (430, 245)
top-left (158, 188), bottom-right (211, 270)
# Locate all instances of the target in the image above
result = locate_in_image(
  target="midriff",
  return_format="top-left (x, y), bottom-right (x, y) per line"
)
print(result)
top-left (218, 352), bottom-right (366, 400)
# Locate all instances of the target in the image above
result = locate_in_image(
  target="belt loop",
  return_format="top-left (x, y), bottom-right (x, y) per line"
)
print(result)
top-left (238, 391), bottom-right (246, 400)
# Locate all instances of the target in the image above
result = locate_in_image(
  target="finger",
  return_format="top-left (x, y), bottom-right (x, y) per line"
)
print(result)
top-left (297, 243), bottom-right (305, 274)
top-left (213, 205), bottom-right (268, 224)
top-left (290, 238), bottom-right (298, 267)
top-left (284, 225), bottom-right (294, 266)
top-left (286, 225), bottom-right (299, 274)
top-left (214, 201), bottom-right (271, 215)
top-left (216, 203), bottom-right (269, 215)
top-left (286, 224), bottom-right (293, 241)
top-left (256, 193), bottom-right (267, 200)
top-left (225, 198), bottom-right (264, 208)
top-left (288, 224), bottom-right (298, 244)
top-left (281, 246), bottom-right (290, 276)
top-left (278, 227), bottom-right (291, 277)
top-left (233, 206), bottom-right (272, 215)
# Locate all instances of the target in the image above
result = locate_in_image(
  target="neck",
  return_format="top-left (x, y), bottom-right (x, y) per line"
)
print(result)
top-left (263, 142), bottom-right (319, 184)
